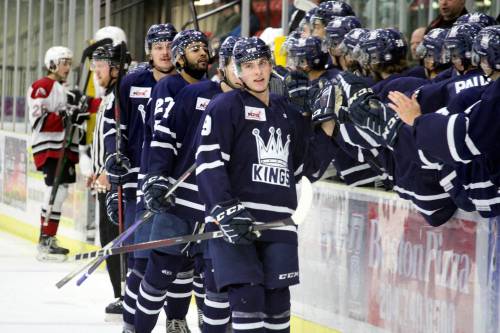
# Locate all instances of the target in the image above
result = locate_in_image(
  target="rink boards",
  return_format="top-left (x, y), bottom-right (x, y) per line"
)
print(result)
top-left (0, 130), bottom-right (498, 333)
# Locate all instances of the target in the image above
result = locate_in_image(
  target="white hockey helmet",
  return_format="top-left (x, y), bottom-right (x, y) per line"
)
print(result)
top-left (94, 26), bottom-right (127, 46)
top-left (44, 46), bottom-right (73, 72)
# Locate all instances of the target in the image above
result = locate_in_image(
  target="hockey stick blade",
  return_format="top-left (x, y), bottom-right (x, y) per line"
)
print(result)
top-left (75, 176), bottom-right (313, 261)
top-left (294, 0), bottom-right (318, 11)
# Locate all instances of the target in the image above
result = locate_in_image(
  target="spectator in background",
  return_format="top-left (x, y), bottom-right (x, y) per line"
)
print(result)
top-left (425, 0), bottom-right (467, 33)
top-left (410, 27), bottom-right (426, 61)
top-left (213, 0), bottom-right (241, 39)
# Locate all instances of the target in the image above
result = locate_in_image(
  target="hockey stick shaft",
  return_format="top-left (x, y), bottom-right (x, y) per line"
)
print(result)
top-left (79, 218), bottom-right (297, 260)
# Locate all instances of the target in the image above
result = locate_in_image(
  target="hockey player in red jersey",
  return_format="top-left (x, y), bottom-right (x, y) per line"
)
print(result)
top-left (28, 46), bottom-right (88, 261)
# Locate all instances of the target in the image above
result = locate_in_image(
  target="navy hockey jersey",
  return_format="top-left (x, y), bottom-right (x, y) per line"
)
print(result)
top-left (417, 68), bottom-right (490, 114)
top-left (147, 80), bottom-right (223, 222)
top-left (412, 79), bottom-right (500, 216)
top-left (138, 74), bottom-right (189, 201)
top-left (195, 90), bottom-right (336, 244)
top-left (103, 68), bottom-right (157, 198)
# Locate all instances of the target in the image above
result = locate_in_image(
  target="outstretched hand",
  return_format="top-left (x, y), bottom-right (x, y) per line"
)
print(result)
top-left (388, 91), bottom-right (421, 126)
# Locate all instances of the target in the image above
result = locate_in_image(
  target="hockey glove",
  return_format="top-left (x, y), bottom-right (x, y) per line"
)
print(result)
top-left (337, 72), bottom-right (374, 107)
top-left (105, 153), bottom-right (132, 185)
top-left (67, 89), bottom-right (90, 125)
top-left (311, 84), bottom-right (350, 126)
top-left (141, 174), bottom-right (176, 214)
top-left (210, 199), bottom-right (259, 245)
top-left (105, 190), bottom-right (125, 225)
top-left (285, 70), bottom-right (310, 112)
top-left (348, 95), bottom-right (403, 148)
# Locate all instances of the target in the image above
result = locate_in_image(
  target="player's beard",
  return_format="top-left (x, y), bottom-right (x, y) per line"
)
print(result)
top-left (184, 60), bottom-right (207, 80)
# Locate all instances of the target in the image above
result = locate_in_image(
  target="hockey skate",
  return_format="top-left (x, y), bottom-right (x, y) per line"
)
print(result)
top-left (166, 318), bottom-right (191, 333)
top-left (104, 298), bottom-right (123, 322)
top-left (37, 235), bottom-right (69, 262)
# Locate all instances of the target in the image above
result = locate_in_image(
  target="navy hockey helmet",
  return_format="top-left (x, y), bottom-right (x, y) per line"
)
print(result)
top-left (289, 36), bottom-right (329, 70)
top-left (357, 28), bottom-right (407, 66)
top-left (416, 28), bottom-right (449, 65)
top-left (444, 23), bottom-right (482, 64)
top-left (325, 16), bottom-right (362, 49)
top-left (311, 1), bottom-right (355, 25)
top-left (233, 37), bottom-right (271, 65)
top-left (472, 25), bottom-right (500, 73)
top-left (339, 28), bottom-right (370, 57)
top-left (171, 29), bottom-right (209, 61)
top-left (91, 43), bottom-right (131, 69)
top-left (280, 30), bottom-right (302, 57)
top-left (145, 23), bottom-right (178, 55)
top-left (218, 36), bottom-right (240, 69)
top-left (455, 12), bottom-right (497, 28)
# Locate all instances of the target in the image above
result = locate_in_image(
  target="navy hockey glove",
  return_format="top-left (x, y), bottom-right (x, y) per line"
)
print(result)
top-left (141, 174), bottom-right (176, 214)
top-left (210, 199), bottom-right (259, 245)
top-left (311, 84), bottom-right (350, 126)
top-left (349, 95), bottom-right (403, 148)
top-left (105, 190), bottom-right (125, 225)
top-left (105, 153), bottom-right (131, 185)
top-left (66, 89), bottom-right (90, 125)
top-left (286, 71), bottom-right (310, 112)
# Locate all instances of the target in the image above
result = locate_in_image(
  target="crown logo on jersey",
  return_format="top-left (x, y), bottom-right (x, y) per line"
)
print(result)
top-left (252, 127), bottom-right (290, 168)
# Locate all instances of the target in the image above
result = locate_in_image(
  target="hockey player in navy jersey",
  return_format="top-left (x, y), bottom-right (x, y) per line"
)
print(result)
top-left (324, 16), bottom-right (361, 73)
top-left (194, 37), bottom-right (336, 333)
top-left (388, 25), bottom-right (500, 217)
top-left (134, 36), bottom-right (242, 333)
top-left (103, 23), bottom-right (178, 333)
top-left (131, 29), bottom-right (210, 333)
top-left (414, 23), bottom-right (490, 114)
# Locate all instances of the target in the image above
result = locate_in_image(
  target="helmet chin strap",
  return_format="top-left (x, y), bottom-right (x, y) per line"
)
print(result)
top-left (220, 69), bottom-right (240, 90)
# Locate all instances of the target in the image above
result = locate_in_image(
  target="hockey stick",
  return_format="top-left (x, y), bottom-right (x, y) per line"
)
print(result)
top-left (189, 0), bottom-right (200, 31)
top-left (56, 163), bottom-right (196, 288)
top-left (75, 177), bottom-right (313, 260)
top-left (75, 38), bottom-right (112, 89)
top-left (113, 41), bottom-right (128, 296)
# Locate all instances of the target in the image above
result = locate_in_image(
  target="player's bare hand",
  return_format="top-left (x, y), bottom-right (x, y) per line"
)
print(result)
top-left (86, 174), bottom-right (95, 189)
top-left (95, 172), bottom-right (110, 193)
top-left (388, 91), bottom-right (421, 126)
top-left (320, 120), bottom-right (336, 137)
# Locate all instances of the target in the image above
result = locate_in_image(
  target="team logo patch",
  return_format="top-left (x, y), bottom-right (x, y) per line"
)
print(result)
top-left (195, 97), bottom-right (211, 111)
top-left (130, 86), bottom-right (151, 98)
top-left (245, 106), bottom-right (266, 121)
top-left (252, 127), bottom-right (290, 187)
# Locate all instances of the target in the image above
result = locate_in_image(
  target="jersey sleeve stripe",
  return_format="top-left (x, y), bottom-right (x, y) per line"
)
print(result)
top-left (241, 201), bottom-right (295, 214)
top-left (196, 160), bottom-right (225, 175)
top-left (150, 141), bottom-right (178, 155)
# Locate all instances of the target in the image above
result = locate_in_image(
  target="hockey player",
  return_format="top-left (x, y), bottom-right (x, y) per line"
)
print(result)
top-left (414, 23), bottom-right (489, 115)
top-left (28, 46), bottom-right (88, 261)
top-left (135, 36), bottom-right (242, 333)
top-left (324, 16), bottom-right (362, 72)
top-left (387, 25), bottom-right (500, 216)
top-left (133, 28), bottom-right (210, 332)
top-left (194, 37), bottom-right (337, 333)
top-left (104, 23), bottom-right (178, 332)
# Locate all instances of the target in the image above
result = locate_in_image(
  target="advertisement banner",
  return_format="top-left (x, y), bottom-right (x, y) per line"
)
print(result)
top-left (0, 133), bottom-right (4, 203)
top-left (365, 201), bottom-right (477, 333)
top-left (3, 136), bottom-right (27, 210)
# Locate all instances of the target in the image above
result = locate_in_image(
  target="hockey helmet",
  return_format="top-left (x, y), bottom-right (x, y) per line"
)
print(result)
top-left (144, 23), bottom-right (177, 55)
top-left (44, 46), bottom-right (73, 72)
top-left (325, 16), bottom-right (362, 49)
top-left (455, 12), bottom-right (497, 28)
top-left (289, 36), bottom-right (328, 71)
top-left (171, 29), bottom-right (210, 62)
top-left (472, 25), bottom-right (500, 73)
top-left (357, 28), bottom-right (407, 67)
top-left (94, 26), bottom-right (127, 45)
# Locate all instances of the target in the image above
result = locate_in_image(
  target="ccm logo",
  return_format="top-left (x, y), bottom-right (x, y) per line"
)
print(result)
top-left (215, 204), bottom-right (244, 221)
top-left (278, 272), bottom-right (299, 280)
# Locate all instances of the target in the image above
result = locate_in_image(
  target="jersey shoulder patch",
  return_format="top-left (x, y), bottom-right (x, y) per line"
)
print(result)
top-left (130, 86), bottom-right (152, 98)
top-left (30, 77), bottom-right (56, 98)
top-left (195, 97), bottom-right (211, 111)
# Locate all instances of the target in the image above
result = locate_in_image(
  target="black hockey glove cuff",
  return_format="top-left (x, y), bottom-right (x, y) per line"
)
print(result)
top-left (210, 199), bottom-right (259, 245)
top-left (105, 191), bottom-right (125, 225)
